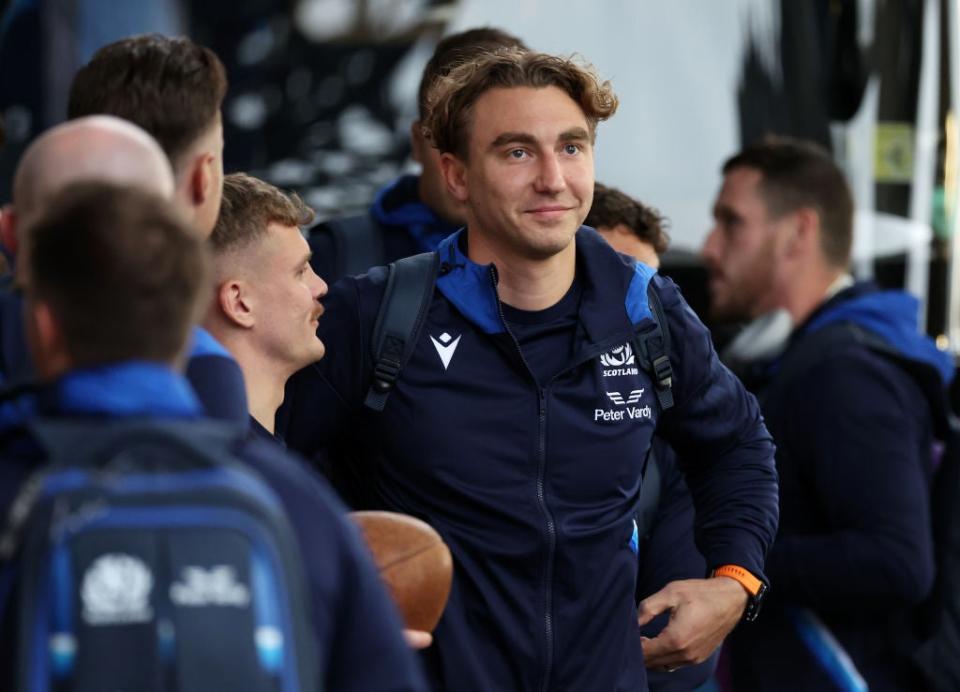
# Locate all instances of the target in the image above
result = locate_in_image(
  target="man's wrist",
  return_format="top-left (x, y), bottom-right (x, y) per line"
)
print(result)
top-left (710, 564), bottom-right (767, 622)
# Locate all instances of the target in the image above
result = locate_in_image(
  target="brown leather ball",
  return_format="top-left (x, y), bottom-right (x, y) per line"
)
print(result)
top-left (350, 511), bottom-right (453, 632)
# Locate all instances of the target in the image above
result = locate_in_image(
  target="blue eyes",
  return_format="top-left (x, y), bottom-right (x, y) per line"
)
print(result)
top-left (507, 144), bottom-right (582, 159)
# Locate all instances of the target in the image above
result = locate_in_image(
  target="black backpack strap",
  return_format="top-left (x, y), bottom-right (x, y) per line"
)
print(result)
top-left (635, 282), bottom-right (674, 411)
top-left (636, 444), bottom-right (663, 537)
top-left (364, 252), bottom-right (439, 412)
top-left (325, 214), bottom-right (386, 278)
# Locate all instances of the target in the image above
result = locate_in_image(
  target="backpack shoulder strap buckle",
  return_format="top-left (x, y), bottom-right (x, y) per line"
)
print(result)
top-left (364, 252), bottom-right (439, 411)
top-left (635, 282), bottom-right (675, 411)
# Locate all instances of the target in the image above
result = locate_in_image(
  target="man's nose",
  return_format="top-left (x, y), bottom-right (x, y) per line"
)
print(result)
top-left (701, 225), bottom-right (722, 265)
top-left (534, 153), bottom-right (566, 194)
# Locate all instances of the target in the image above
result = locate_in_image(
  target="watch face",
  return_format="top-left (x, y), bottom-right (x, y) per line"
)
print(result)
top-left (743, 583), bottom-right (767, 622)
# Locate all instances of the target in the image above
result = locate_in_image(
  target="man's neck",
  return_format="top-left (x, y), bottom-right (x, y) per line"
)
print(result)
top-left (781, 265), bottom-right (849, 327)
top-left (214, 332), bottom-right (288, 434)
top-left (467, 232), bottom-right (576, 311)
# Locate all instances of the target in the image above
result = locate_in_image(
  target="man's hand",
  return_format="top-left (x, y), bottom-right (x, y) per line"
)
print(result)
top-left (403, 629), bottom-right (433, 649)
top-left (638, 576), bottom-right (748, 670)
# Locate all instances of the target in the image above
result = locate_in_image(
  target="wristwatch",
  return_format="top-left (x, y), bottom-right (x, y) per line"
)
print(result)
top-left (711, 564), bottom-right (767, 622)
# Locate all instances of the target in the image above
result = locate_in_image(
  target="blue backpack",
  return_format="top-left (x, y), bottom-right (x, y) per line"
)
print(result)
top-left (0, 418), bottom-right (319, 692)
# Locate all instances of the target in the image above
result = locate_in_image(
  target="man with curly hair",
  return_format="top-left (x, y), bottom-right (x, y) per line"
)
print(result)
top-left (285, 48), bottom-right (779, 691)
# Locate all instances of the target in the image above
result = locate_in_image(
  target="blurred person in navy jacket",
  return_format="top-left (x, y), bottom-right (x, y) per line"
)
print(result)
top-left (703, 136), bottom-right (953, 691)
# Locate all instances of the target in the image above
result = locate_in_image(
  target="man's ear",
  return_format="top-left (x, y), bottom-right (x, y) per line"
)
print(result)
top-left (439, 152), bottom-right (469, 203)
top-left (410, 120), bottom-right (426, 164)
top-left (217, 279), bottom-right (255, 328)
top-left (189, 152), bottom-right (215, 207)
top-left (27, 299), bottom-right (70, 379)
top-left (785, 207), bottom-right (821, 260)
top-left (0, 204), bottom-right (19, 258)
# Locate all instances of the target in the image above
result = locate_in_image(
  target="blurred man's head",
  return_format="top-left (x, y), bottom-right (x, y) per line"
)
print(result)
top-left (205, 173), bottom-right (326, 377)
top-left (23, 183), bottom-right (209, 379)
top-left (2, 116), bottom-right (175, 260)
top-left (411, 27), bottom-right (527, 225)
top-left (68, 34), bottom-right (227, 236)
top-left (702, 136), bottom-right (853, 323)
top-left (586, 183), bottom-right (668, 268)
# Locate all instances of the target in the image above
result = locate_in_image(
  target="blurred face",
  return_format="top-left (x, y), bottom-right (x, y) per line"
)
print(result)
top-left (597, 224), bottom-right (660, 268)
top-left (411, 122), bottom-right (466, 226)
top-left (251, 223), bottom-right (327, 370)
top-left (444, 86), bottom-right (594, 262)
top-left (702, 166), bottom-right (782, 323)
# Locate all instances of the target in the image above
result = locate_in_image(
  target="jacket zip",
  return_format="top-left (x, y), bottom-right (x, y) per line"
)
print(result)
top-left (491, 267), bottom-right (557, 692)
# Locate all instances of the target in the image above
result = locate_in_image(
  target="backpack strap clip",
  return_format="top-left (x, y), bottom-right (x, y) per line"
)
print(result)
top-left (364, 252), bottom-right (439, 411)
top-left (636, 282), bottom-right (675, 411)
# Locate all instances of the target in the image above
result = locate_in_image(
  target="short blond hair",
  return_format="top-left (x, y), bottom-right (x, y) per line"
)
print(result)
top-left (211, 173), bottom-right (315, 254)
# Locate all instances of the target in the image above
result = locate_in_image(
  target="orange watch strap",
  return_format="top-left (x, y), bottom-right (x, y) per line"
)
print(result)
top-left (711, 564), bottom-right (763, 596)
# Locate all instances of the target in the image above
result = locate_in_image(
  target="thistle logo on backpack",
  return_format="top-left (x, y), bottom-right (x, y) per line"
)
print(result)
top-left (170, 565), bottom-right (251, 608)
top-left (81, 553), bottom-right (154, 625)
top-left (600, 343), bottom-right (639, 377)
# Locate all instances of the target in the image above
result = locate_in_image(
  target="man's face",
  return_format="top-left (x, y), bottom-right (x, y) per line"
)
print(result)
top-left (447, 85), bottom-right (595, 261)
top-left (412, 121), bottom-right (466, 226)
top-left (702, 166), bottom-right (782, 323)
top-left (251, 223), bottom-right (327, 369)
top-left (597, 224), bottom-right (660, 268)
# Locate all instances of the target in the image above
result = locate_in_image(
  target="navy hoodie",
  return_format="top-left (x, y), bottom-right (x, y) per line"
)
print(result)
top-left (0, 362), bottom-right (427, 692)
top-left (285, 227), bottom-right (779, 691)
top-left (0, 283), bottom-right (249, 427)
top-left (308, 174), bottom-right (459, 283)
top-left (729, 283), bottom-right (954, 692)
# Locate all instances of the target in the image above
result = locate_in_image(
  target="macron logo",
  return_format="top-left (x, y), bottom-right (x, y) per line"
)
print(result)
top-left (430, 332), bottom-right (461, 370)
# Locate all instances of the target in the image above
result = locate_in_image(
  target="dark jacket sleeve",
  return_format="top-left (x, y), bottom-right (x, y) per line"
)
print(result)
top-left (186, 354), bottom-right (249, 427)
top-left (242, 438), bottom-right (428, 691)
top-left (651, 275), bottom-right (779, 582)
top-left (282, 271), bottom-right (386, 457)
top-left (764, 350), bottom-right (935, 613)
top-left (638, 437), bottom-right (720, 692)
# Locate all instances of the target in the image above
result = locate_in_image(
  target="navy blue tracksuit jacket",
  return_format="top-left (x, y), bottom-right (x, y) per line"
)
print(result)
top-left (728, 283), bottom-right (954, 691)
top-left (0, 362), bottom-right (427, 692)
top-left (0, 285), bottom-right (248, 426)
top-left (284, 227), bottom-right (779, 691)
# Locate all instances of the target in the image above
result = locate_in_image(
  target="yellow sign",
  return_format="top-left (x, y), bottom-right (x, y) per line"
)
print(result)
top-left (875, 123), bottom-right (914, 183)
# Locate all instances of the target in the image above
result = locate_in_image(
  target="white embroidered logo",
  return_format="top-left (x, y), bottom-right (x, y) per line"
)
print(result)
top-left (606, 389), bottom-right (645, 405)
top-left (430, 332), bottom-right (462, 370)
top-left (170, 565), bottom-right (250, 608)
top-left (600, 344), bottom-right (635, 367)
top-left (595, 389), bottom-right (652, 423)
top-left (81, 553), bottom-right (154, 625)
top-left (600, 343), bottom-right (639, 377)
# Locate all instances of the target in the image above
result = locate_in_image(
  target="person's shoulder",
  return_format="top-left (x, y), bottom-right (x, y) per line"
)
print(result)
top-left (238, 436), bottom-right (344, 507)
top-left (779, 336), bottom-right (929, 411)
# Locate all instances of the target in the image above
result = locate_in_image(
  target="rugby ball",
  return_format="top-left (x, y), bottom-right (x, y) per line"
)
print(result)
top-left (350, 511), bottom-right (453, 632)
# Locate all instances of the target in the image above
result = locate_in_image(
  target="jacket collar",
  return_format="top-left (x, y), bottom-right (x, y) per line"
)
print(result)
top-left (434, 226), bottom-right (656, 345)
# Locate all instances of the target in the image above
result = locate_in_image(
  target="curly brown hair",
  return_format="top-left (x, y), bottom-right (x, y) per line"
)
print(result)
top-left (586, 184), bottom-right (670, 255)
top-left (422, 48), bottom-right (618, 159)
